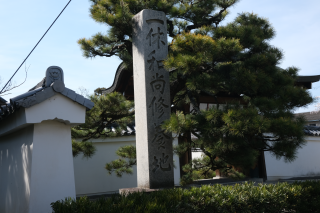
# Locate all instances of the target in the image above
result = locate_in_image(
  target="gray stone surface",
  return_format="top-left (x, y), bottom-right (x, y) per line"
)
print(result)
top-left (75, 94), bottom-right (85, 105)
top-left (61, 87), bottom-right (69, 96)
top-left (15, 87), bottom-right (56, 108)
top-left (45, 66), bottom-right (64, 87)
top-left (10, 88), bottom-right (43, 104)
top-left (119, 187), bottom-right (159, 196)
top-left (52, 80), bottom-right (65, 93)
top-left (83, 99), bottom-right (95, 110)
top-left (132, 9), bottom-right (174, 189)
top-left (66, 89), bottom-right (77, 101)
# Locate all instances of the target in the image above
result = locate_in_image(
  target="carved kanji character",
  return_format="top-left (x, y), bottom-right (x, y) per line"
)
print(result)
top-left (152, 27), bottom-right (166, 49)
top-left (152, 125), bottom-right (170, 150)
top-left (147, 51), bottom-right (165, 72)
top-left (150, 73), bottom-right (166, 94)
top-left (152, 156), bottom-right (160, 172)
top-left (149, 96), bottom-right (169, 119)
top-left (146, 28), bottom-right (153, 46)
top-left (159, 153), bottom-right (171, 171)
top-left (152, 153), bottom-right (172, 172)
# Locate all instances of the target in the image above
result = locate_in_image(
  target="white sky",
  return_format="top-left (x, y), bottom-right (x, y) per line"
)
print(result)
top-left (0, 0), bottom-right (319, 113)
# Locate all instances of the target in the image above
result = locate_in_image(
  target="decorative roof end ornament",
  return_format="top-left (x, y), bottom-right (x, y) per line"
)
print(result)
top-left (45, 66), bottom-right (64, 87)
top-left (46, 66), bottom-right (65, 93)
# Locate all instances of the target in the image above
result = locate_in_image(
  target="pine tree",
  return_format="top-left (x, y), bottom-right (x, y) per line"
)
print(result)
top-left (78, 0), bottom-right (313, 183)
top-left (162, 13), bottom-right (313, 182)
top-left (71, 91), bottom-right (134, 158)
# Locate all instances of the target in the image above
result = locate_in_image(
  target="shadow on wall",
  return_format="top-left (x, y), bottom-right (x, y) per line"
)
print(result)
top-left (0, 126), bottom-right (33, 213)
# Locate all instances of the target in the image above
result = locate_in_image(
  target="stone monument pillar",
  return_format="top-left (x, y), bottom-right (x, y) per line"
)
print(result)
top-left (132, 9), bottom-right (174, 189)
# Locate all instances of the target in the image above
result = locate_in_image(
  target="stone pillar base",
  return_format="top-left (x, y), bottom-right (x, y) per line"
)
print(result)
top-left (119, 187), bottom-right (159, 196)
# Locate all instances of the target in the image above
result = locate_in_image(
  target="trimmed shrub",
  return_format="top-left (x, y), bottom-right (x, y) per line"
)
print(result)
top-left (51, 181), bottom-right (320, 213)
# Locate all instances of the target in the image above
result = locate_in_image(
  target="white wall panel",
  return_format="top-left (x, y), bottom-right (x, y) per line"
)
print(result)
top-left (0, 126), bottom-right (33, 213)
top-left (265, 136), bottom-right (320, 180)
top-left (29, 121), bottom-right (76, 213)
top-left (73, 136), bottom-right (181, 196)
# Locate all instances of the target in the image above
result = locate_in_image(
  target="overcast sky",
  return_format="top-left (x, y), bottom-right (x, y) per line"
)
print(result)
top-left (0, 0), bottom-right (319, 113)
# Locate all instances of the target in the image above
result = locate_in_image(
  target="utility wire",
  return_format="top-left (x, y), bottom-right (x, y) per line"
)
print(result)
top-left (0, 0), bottom-right (72, 94)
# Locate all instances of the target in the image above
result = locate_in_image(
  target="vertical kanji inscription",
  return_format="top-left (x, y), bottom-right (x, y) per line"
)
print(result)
top-left (133, 9), bottom-right (174, 189)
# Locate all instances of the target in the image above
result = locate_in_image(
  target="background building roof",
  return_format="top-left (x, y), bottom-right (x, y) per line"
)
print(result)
top-left (103, 63), bottom-right (320, 100)
top-left (296, 111), bottom-right (320, 122)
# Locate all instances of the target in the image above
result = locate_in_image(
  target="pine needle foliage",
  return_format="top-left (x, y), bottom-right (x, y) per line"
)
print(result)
top-left (78, 0), bottom-right (239, 67)
top-left (79, 0), bottom-right (313, 183)
top-left (105, 145), bottom-right (136, 177)
top-left (162, 12), bottom-right (312, 182)
top-left (72, 92), bottom-right (134, 157)
top-left (72, 139), bottom-right (97, 158)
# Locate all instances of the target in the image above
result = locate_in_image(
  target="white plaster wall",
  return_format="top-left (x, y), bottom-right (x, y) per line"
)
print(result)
top-left (74, 137), bottom-right (137, 196)
top-left (73, 136), bottom-right (181, 196)
top-left (0, 93), bottom-right (85, 212)
top-left (192, 138), bottom-right (320, 181)
top-left (0, 94), bottom-right (86, 137)
top-left (265, 137), bottom-right (320, 180)
top-left (29, 121), bottom-right (76, 213)
top-left (26, 94), bottom-right (86, 126)
top-left (192, 152), bottom-right (204, 160)
top-left (172, 137), bottom-right (181, 185)
top-left (0, 125), bottom-right (33, 213)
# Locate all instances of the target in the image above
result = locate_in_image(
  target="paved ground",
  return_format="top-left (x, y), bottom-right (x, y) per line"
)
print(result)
top-left (80, 176), bottom-right (320, 201)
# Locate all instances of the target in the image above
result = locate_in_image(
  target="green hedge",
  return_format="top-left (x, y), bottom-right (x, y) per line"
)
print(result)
top-left (51, 181), bottom-right (320, 213)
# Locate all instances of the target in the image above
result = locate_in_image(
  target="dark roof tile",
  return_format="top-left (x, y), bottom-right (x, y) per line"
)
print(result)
top-left (296, 111), bottom-right (320, 121)
top-left (0, 96), bottom-right (7, 105)
top-left (0, 66), bottom-right (94, 121)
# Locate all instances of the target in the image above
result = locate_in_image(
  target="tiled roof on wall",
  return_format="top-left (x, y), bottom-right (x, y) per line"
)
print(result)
top-left (0, 66), bottom-right (94, 121)
top-left (0, 96), bottom-right (7, 105)
top-left (296, 111), bottom-right (320, 122)
top-left (295, 112), bottom-right (320, 136)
